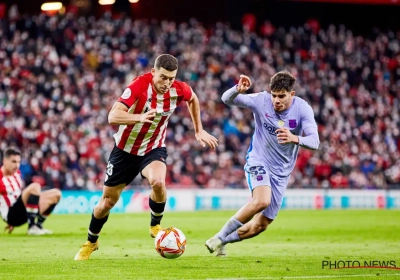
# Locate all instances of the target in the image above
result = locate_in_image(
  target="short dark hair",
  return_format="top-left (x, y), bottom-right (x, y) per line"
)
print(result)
top-left (154, 54), bottom-right (178, 71)
top-left (270, 71), bottom-right (296, 93)
top-left (3, 147), bottom-right (21, 158)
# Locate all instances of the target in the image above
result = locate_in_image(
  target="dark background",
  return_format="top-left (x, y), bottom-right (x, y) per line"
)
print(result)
top-left (1, 0), bottom-right (400, 34)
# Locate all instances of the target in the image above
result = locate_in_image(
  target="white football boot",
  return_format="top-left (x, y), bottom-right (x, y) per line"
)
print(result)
top-left (215, 244), bottom-right (226, 257)
top-left (27, 225), bottom-right (46, 236)
top-left (205, 236), bottom-right (222, 253)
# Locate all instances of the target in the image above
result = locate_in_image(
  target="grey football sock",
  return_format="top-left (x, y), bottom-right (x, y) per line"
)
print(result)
top-left (221, 230), bottom-right (241, 245)
top-left (216, 216), bottom-right (243, 240)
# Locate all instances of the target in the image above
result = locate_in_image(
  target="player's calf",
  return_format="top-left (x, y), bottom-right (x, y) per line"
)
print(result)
top-left (82, 186), bottom-right (121, 251)
top-left (22, 184), bottom-right (41, 230)
top-left (149, 197), bottom-right (166, 238)
top-left (238, 221), bottom-right (268, 239)
top-left (36, 188), bottom-right (62, 232)
top-left (96, 196), bottom-right (117, 216)
top-left (143, 161), bottom-right (168, 237)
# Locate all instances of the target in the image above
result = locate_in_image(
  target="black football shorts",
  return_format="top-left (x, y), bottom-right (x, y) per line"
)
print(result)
top-left (104, 145), bottom-right (168, 187)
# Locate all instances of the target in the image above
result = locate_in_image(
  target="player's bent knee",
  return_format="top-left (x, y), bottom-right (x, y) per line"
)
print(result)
top-left (101, 197), bottom-right (117, 211)
top-left (53, 189), bottom-right (62, 200)
top-left (252, 201), bottom-right (271, 212)
top-left (149, 179), bottom-right (165, 191)
top-left (28, 182), bottom-right (41, 194)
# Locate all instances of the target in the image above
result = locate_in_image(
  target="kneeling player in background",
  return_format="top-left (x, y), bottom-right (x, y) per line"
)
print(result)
top-left (1, 148), bottom-right (61, 235)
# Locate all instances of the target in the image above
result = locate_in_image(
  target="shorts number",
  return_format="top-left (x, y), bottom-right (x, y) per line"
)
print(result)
top-left (249, 166), bottom-right (266, 175)
top-left (106, 161), bottom-right (114, 176)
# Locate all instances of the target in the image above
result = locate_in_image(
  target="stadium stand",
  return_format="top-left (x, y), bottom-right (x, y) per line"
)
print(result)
top-left (0, 7), bottom-right (399, 190)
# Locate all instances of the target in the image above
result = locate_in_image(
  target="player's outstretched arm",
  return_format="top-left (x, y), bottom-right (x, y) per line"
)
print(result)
top-left (221, 75), bottom-right (256, 108)
top-left (186, 92), bottom-right (218, 149)
top-left (108, 102), bottom-right (156, 125)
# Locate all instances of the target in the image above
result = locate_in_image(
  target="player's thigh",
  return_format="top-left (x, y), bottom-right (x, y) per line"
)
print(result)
top-left (252, 185), bottom-right (272, 204)
top-left (245, 164), bottom-right (272, 204)
top-left (6, 196), bottom-right (27, 227)
top-left (38, 189), bottom-right (61, 211)
top-left (104, 145), bottom-right (140, 187)
top-left (141, 161), bottom-right (167, 185)
top-left (262, 175), bottom-right (290, 220)
top-left (140, 148), bottom-right (168, 184)
top-left (21, 182), bottom-right (41, 205)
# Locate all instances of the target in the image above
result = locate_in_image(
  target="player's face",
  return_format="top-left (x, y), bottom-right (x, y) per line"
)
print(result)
top-left (271, 91), bottom-right (295, 112)
top-left (3, 155), bottom-right (21, 174)
top-left (151, 67), bottom-right (177, 94)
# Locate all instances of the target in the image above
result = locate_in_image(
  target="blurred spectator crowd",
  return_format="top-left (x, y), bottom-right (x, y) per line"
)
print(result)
top-left (0, 8), bottom-right (399, 190)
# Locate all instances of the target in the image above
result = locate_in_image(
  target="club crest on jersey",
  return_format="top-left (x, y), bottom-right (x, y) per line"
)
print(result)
top-left (157, 111), bottom-right (173, 117)
top-left (289, 119), bottom-right (297, 128)
top-left (170, 96), bottom-right (178, 106)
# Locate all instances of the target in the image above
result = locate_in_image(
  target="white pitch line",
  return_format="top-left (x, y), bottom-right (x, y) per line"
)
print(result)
top-left (204, 273), bottom-right (400, 280)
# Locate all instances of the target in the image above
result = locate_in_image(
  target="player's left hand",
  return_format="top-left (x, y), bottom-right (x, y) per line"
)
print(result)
top-left (4, 224), bottom-right (14, 234)
top-left (276, 127), bottom-right (299, 144)
top-left (195, 130), bottom-right (218, 149)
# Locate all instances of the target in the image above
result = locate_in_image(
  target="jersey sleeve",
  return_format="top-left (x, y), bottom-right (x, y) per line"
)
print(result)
top-left (221, 85), bottom-right (261, 110)
top-left (180, 82), bottom-right (193, 101)
top-left (117, 77), bottom-right (143, 108)
top-left (300, 101), bottom-right (318, 130)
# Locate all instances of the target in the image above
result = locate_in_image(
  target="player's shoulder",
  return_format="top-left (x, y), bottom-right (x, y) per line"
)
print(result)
top-left (122, 73), bottom-right (152, 99)
top-left (250, 91), bottom-right (270, 103)
top-left (126, 72), bottom-right (152, 90)
top-left (172, 79), bottom-right (191, 94)
top-left (293, 96), bottom-right (311, 107)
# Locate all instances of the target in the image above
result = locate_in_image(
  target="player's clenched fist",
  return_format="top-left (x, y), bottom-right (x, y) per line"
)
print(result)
top-left (276, 127), bottom-right (299, 144)
top-left (236, 74), bottom-right (252, 93)
top-left (139, 109), bottom-right (156, 124)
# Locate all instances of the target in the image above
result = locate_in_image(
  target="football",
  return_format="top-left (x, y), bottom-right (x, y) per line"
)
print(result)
top-left (154, 227), bottom-right (187, 259)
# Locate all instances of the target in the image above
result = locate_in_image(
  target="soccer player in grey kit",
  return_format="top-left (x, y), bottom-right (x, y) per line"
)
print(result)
top-left (206, 71), bottom-right (320, 256)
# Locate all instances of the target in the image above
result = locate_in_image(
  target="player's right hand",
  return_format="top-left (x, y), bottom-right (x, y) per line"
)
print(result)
top-left (4, 224), bottom-right (14, 234)
top-left (139, 109), bottom-right (156, 124)
top-left (236, 74), bottom-right (252, 93)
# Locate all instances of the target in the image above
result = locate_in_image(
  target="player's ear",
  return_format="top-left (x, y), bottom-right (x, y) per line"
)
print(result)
top-left (290, 91), bottom-right (295, 99)
top-left (151, 68), bottom-right (156, 76)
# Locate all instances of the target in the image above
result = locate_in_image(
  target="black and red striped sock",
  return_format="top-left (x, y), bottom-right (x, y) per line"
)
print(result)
top-left (149, 197), bottom-right (166, 226)
top-left (87, 212), bottom-right (109, 243)
top-left (26, 194), bottom-right (40, 228)
top-left (37, 203), bottom-right (57, 229)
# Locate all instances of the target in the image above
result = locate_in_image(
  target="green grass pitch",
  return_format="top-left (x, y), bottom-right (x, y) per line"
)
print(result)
top-left (0, 210), bottom-right (399, 279)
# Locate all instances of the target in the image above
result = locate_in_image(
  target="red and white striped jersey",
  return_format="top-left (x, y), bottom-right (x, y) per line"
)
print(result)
top-left (113, 73), bottom-right (193, 155)
top-left (0, 168), bottom-right (24, 220)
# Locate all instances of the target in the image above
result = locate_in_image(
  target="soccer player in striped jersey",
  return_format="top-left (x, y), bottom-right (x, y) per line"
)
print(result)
top-left (205, 72), bottom-right (320, 256)
top-left (74, 54), bottom-right (218, 260)
top-left (0, 147), bottom-right (61, 235)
